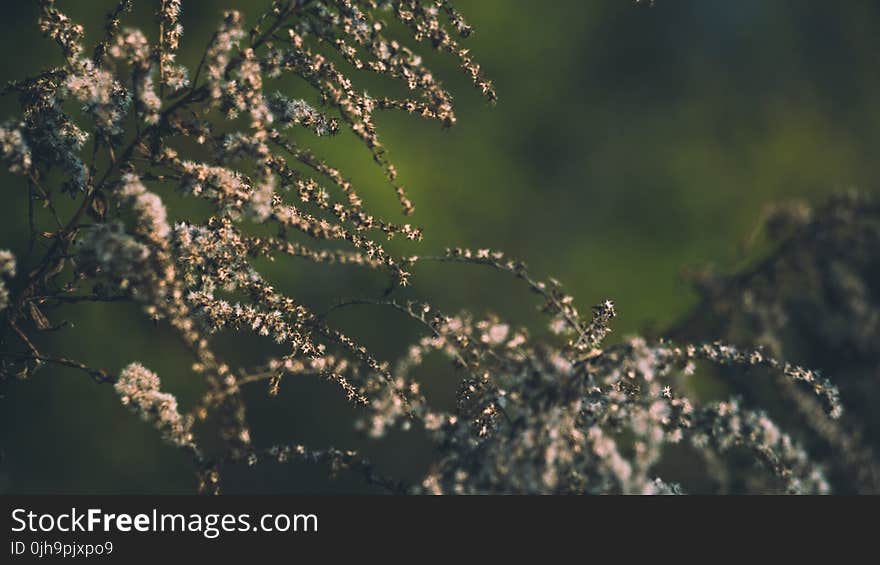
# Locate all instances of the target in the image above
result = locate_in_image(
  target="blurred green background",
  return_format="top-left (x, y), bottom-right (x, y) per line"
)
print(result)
top-left (2, 0), bottom-right (880, 493)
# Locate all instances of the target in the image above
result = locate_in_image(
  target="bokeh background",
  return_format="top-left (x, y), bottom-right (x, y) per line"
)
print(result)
top-left (2, 0), bottom-right (880, 493)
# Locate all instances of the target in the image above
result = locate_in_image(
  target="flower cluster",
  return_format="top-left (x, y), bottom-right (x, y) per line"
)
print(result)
top-left (357, 305), bottom-right (836, 494)
top-left (158, 0), bottom-right (189, 91)
top-left (64, 60), bottom-right (130, 137)
top-left (119, 173), bottom-right (171, 244)
top-left (266, 92), bottom-right (338, 136)
top-left (75, 223), bottom-right (151, 292)
top-left (673, 192), bottom-right (880, 493)
top-left (0, 250), bottom-right (15, 312)
top-left (109, 29), bottom-right (161, 124)
top-left (114, 363), bottom-right (194, 447)
top-left (0, 122), bottom-right (32, 174)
